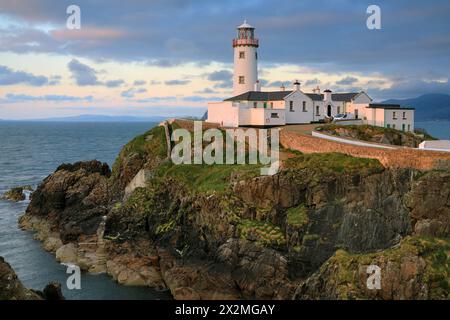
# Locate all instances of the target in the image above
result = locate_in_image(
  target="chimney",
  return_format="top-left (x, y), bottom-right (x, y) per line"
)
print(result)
top-left (293, 80), bottom-right (301, 91)
top-left (313, 86), bottom-right (321, 94)
top-left (323, 89), bottom-right (332, 102)
top-left (254, 80), bottom-right (261, 92)
top-left (280, 83), bottom-right (285, 91)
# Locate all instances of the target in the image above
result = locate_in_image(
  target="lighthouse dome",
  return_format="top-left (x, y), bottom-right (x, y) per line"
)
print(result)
top-left (238, 20), bottom-right (254, 29)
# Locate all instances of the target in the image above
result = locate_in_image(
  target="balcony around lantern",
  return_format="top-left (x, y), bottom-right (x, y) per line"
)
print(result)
top-left (232, 38), bottom-right (259, 47)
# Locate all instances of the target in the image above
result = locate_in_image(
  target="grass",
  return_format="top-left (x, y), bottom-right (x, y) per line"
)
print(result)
top-left (284, 152), bottom-right (384, 175)
top-left (286, 204), bottom-right (309, 228)
top-left (316, 124), bottom-right (436, 147)
top-left (111, 125), bottom-right (167, 179)
top-left (154, 161), bottom-right (261, 193)
top-left (237, 218), bottom-right (286, 247)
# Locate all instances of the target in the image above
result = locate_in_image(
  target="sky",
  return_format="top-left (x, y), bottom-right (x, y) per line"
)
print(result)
top-left (0, 0), bottom-right (449, 119)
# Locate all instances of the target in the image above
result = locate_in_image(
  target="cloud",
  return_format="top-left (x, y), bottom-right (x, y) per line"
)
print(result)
top-left (147, 59), bottom-right (184, 68)
top-left (336, 76), bottom-right (359, 86)
top-left (182, 96), bottom-right (222, 102)
top-left (3, 93), bottom-right (93, 102)
top-left (67, 59), bottom-right (125, 87)
top-left (267, 80), bottom-right (288, 88)
top-left (207, 70), bottom-right (232, 89)
top-left (165, 79), bottom-right (190, 85)
top-left (133, 80), bottom-right (146, 86)
top-left (135, 96), bottom-right (177, 103)
top-left (368, 78), bottom-right (450, 100)
top-left (305, 78), bottom-right (321, 86)
top-left (195, 88), bottom-right (217, 94)
top-left (105, 79), bottom-right (125, 88)
top-left (51, 27), bottom-right (126, 41)
top-left (121, 87), bottom-right (147, 98)
top-left (0, 65), bottom-right (52, 86)
top-left (68, 59), bottom-right (100, 86)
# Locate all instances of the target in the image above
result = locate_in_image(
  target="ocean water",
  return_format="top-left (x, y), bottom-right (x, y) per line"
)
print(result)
top-left (415, 121), bottom-right (450, 140)
top-left (0, 121), bottom-right (171, 300)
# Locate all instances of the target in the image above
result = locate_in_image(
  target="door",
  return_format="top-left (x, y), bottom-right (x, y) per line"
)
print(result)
top-left (327, 105), bottom-right (332, 117)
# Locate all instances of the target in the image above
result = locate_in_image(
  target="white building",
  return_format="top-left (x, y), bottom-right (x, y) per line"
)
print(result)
top-left (207, 21), bottom-right (415, 132)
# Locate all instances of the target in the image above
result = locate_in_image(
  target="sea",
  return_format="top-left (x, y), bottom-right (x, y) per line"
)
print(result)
top-left (415, 121), bottom-right (450, 140)
top-left (0, 121), bottom-right (171, 300)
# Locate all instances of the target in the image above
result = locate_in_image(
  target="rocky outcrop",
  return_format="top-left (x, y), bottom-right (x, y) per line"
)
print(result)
top-left (23, 160), bottom-right (110, 243)
top-left (0, 257), bottom-right (42, 300)
top-left (20, 122), bottom-right (450, 300)
top-left (0, 257), bottom-right (64, 300)
top-left (294, 237), bottom-right (449, 300)
top-left (404, 171), bottom-right (450, 237)
top-left (1, 185), bottom-right (33, 202)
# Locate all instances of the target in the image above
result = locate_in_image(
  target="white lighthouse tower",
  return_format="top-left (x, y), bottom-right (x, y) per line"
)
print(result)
top-left (233, 20), bottom-right (259, 96)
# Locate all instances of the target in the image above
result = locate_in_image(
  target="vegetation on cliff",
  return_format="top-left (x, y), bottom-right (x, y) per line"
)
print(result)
top-left (295, 237), bottom-right (449, 300)
top-left (20, 120), bottom-right (450, 300)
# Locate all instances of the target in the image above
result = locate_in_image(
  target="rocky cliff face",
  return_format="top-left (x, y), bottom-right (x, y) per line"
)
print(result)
top-left (0, 257), bottom-right (64, 300)
top-left (19, 123), bottom-right (449, 300)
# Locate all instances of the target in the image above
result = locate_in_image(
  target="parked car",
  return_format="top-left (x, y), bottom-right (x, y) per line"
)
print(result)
top-left (333, 113), bottom-right (353, 121)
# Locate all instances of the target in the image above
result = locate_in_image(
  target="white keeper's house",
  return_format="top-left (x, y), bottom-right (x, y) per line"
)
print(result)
top-left (207, 21), bottom-right (415, 132)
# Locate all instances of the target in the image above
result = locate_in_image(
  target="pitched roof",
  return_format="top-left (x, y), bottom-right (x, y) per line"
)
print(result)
top-left (224, 91), bottom-right (292, 101)
top-left (225, 91), bottom-right (361, 102)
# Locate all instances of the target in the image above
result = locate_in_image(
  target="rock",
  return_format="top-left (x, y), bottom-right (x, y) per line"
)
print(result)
top-left (172, 287), bottom-right (201, 300)
top-left (2, 187), bottom-right (26, 202)
top-left (24, 160), bottom-right (111, 242)
top-left (56, 243), bottom-right (78, 263)
top-left (294, 237), bottom-right (449, 300)
top-left (404, 171), bottom-right (450, 237)
top-left (0, 256), bottom-right (42, 300)
top-left (42, 282), bottom-right (65, 300)
top-left (43, 236), bottom-right (63, 252)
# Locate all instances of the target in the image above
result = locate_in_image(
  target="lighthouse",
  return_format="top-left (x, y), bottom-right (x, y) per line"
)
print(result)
top-left (233, 20), bottom-right (259, 96)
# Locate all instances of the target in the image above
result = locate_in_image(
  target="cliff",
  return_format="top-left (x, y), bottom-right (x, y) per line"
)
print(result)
top-left (0, 257), bottom-right (64, 300)
top-left (19, 121), bottom-right (449, 300)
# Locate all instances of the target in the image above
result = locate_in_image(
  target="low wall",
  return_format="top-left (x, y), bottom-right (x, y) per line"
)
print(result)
top-left (280, 129), bottom-right (450, 170)
top-left (332, 119), bottom-right (364, 126)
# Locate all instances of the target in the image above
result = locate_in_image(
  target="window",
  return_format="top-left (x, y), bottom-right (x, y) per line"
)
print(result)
top-left (355, 109), bottom-right (359, 119)
top-left (289, 101), bottom-right (294, 112)
top-left (271, 113), bottom-right (279, 119)
top-left (239, 51), bottom-right (245, 59)
top-left (408, 124), bottom-right (411, 132)
top-left (337, 106), bottom-right (341, 114)
top-left (239, 76), bottom-right (245, 84)
top-left (393, 112), bottom-right (397, 120)
top-left (270, 102), bottom-right (274, 109)
top-left (316, 105), bottom-right (320, 116)
top-left (263, 102), bottom-right (267, 109)
top-left (302, 101), bottom-right (307, 112)
top-left (386, 124), bottom-right (391, 129)
top-left (402, 124), bottom-right (406, 131)
top-left (253, 102), bottom-right (257, 108)
top-left (393, 124), bottom-right (396, 129)
top-left (255, 52), bottom-right (258, 60)
top-left (402, 112), bottom-right (406, 120)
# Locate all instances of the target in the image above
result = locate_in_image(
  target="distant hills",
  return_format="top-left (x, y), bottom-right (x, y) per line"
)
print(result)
top-left (382, 93), bottom-right (450, 121)
top-left (2, 114), bottom-right (171, 122)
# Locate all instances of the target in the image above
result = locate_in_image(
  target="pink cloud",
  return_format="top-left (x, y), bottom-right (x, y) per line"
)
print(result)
top-left (51, 27), bottom-right (126, 41)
